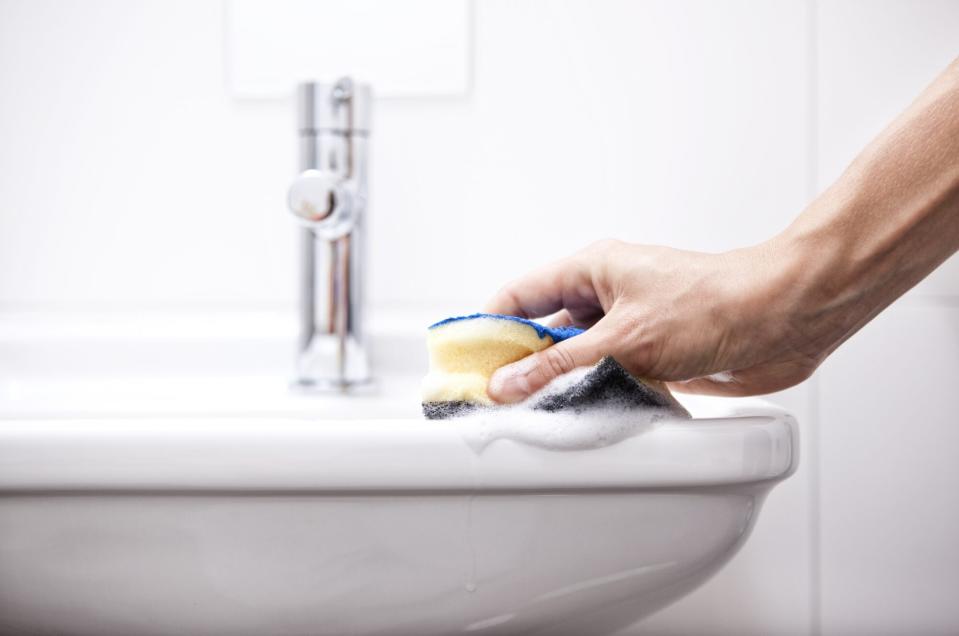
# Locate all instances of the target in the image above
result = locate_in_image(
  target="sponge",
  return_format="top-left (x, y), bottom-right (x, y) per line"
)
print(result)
top-left (422, 314), bottom-right (582, 418)
top-left (421, 313), bottom-right (689, 419)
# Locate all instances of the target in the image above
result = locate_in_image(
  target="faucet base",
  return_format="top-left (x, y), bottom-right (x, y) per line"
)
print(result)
top-left (294, 331), bottom-right (372, 392)
top-left (290, 377), bottom-right (376, 395)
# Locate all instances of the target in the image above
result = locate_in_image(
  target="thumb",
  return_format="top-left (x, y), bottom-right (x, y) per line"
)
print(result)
top-left (487, 323), bottom-right (611, 404)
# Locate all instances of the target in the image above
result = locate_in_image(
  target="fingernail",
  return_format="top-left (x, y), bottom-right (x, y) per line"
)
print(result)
top-left (488, 356), bottom-right (538, 403)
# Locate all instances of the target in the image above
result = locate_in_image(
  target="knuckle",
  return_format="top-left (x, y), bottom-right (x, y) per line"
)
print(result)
top-left (610, 315), bottom-right (662, 373)
top-left (541, 346), bottom-right (576, 379)
top-left (609, 315), bottom-right (633, 339)
top-left (491, 282), bottom-right (521, 310)
top-left (610, 313), bottom-right (643, 343)
top-left (634, 336), bottom-right (662, 369)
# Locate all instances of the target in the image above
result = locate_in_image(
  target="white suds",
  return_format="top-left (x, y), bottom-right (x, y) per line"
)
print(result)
top-left (458, 407), bottom-right (669, 453)
top-left (705, 371), bottom-right (737, 383)
top-left (456, 368), bottom-right (671, 454)
top-left (534, 365), bottom-right (592, 396)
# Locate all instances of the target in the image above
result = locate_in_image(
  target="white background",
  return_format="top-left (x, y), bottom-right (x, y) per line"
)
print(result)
top-left (0, 1), bottom-right (957, 634)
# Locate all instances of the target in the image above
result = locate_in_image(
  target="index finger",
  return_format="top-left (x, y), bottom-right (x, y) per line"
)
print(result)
top-left (483, 256), bottom-right (593, 319)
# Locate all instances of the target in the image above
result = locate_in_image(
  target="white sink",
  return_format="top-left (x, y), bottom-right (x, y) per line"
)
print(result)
top-left (0, 311), bottom-right (798, 635)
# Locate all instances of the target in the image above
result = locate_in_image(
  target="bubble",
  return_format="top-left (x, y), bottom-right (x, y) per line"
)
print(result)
top-left (456, 368), bottom-right (673, 453)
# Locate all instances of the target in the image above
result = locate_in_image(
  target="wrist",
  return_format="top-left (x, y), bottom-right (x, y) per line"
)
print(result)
top-left (738, 225), bottom-right (842, 364)
top-left (763, 199), bottom-right (875, 361)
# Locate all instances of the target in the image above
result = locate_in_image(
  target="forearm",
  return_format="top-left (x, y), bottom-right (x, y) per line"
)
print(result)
top-left (774, 57), bottom-right (959, 357)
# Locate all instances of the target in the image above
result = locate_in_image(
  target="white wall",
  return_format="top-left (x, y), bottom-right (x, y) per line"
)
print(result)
top-left (815, 2), bottom-right (959, 634)
top-left (0, 1), bottom-right (956, 634)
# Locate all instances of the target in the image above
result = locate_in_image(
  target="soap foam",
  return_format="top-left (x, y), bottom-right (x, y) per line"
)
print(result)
top-left (456, 368), bottom-right (673, 453)
top-left (458, 406), bottom-right (669, 454)
top-left (705, 371), bottom-right (737, 383)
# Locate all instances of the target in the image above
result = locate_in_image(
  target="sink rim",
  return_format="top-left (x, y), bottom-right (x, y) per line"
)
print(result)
top-left (0, 402), bottom-right (797, 493)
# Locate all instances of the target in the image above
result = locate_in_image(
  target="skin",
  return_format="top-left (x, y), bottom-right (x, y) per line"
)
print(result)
top-left (486, 57), bottom-right (959, 404)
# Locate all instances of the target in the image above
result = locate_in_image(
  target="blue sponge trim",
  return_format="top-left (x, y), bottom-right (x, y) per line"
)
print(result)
top-left (428, 313), bottom-right (584, 342)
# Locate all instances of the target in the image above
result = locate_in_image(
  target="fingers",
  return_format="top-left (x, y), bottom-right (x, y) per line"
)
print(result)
top-left (546, 307), bottom-right (605, 330)
top-left (488, 321), bottom-right (613, 404)
top-left (484, 256), bottom-right (591, 319)
top-left (545, 309), bottom-right (574, 328)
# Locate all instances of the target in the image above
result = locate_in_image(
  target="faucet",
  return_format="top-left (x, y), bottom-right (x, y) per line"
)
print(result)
top-left (286, 78), bottom-right (372, 390)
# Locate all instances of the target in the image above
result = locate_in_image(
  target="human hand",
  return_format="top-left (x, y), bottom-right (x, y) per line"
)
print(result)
top-left (484, 238), bottom-right (822, 403)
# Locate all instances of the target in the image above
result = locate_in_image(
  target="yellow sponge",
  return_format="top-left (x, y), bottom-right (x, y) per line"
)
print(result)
top-left (421, 314), bottom-right (580, 408)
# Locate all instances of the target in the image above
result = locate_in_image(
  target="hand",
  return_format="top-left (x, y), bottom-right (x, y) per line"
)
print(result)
top-left (485, 58), bottom-right (959, 404)
top-left (484, 238), bottom-right (822, 403)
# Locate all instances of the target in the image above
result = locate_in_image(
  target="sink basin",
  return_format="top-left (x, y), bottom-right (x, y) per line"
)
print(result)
top-left (0, 311), bottom-right (798, 635)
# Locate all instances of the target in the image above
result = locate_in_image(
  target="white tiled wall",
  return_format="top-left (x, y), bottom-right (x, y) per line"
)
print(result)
top-left (818, 301), bottom-right (959, 635)
top-left (375, 0), bottom-right (809, 308)
top-left (817, 0), bottom-right (959, 298)
top-left (226, 0), bottom-right (472, 98)
top-left (0, 1), bottom-right (296, 306)
top-left (0, 1), bottom-right (956, 634)
top-left (0, 0), bottom-right (810, 310)
top-left (815, 2), bottom-right (959, 635)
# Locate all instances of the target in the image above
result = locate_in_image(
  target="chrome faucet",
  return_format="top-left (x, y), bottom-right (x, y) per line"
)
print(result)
top-left (287, 78), bottom-right (371, 389)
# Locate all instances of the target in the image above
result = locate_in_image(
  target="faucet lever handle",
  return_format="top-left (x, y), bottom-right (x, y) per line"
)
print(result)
top-left (287, 169), bottom-right (354, 239)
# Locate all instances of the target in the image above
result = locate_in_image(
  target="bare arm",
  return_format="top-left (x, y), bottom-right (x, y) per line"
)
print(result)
top-left (485, 57), bottom-right (959, 403)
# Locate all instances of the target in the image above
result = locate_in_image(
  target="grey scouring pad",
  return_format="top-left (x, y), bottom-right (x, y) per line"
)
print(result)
top-left (423, 357), bottom-right (689, 420)
top-left (530, 356), bottom-right (688, 415)
top-left (422, 400), bottom-right (479, 420)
